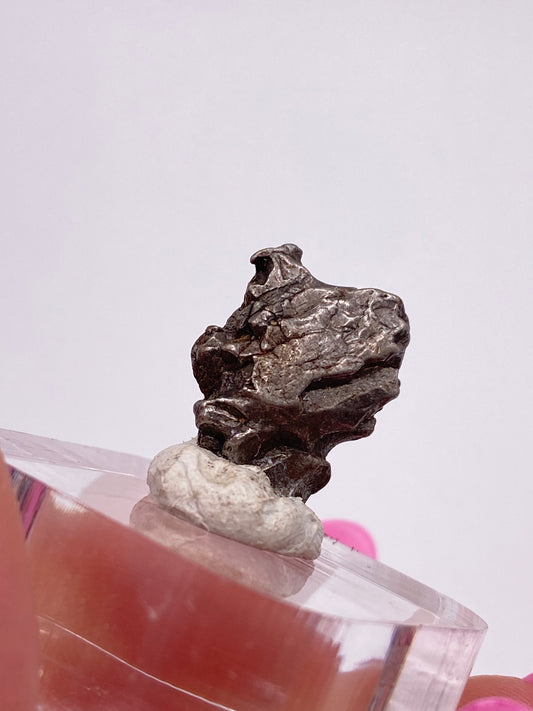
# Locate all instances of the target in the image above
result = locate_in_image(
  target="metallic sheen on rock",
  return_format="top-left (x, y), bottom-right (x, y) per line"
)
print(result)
top-left (192, 244), bottom-right (409, 501)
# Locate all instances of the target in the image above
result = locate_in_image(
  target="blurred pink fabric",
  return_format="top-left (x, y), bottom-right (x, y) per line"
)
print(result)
top-left (322, 518), bottom-right (377, 559)
top-left (460, 698), bottom-right (533, 711)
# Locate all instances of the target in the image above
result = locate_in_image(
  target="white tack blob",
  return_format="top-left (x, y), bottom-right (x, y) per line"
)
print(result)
top-left (148, 441), bottom-right (323, 559)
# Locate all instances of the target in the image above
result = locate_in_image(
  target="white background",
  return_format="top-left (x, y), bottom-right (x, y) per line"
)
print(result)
top-left (2, 1), bottom-right (532, 675)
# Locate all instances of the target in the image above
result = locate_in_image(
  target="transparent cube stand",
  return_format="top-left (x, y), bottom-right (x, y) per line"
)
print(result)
top-left (1, 429), bottom-right (486, 711)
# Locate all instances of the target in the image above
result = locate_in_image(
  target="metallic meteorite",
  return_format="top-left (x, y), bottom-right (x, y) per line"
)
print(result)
top-left (192, 244), bottom-right (409, 502)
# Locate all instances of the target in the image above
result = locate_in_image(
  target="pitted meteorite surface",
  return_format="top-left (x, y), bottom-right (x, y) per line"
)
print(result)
top-left (192, 244), bottom-right (409, 501)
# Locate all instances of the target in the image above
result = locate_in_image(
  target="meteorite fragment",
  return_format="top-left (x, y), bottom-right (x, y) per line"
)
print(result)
top-left (192, 244), bottom-right (409, 502)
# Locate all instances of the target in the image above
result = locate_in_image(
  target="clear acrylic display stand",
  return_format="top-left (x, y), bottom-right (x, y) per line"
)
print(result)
top-left (1, 428), bottom-right (486, 711)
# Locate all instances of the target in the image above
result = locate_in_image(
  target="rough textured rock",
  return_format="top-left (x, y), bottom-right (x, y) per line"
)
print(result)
top-left (192, 243), bottom-right (409, 501)
top-left (147, 441), bottom-right (323, 559)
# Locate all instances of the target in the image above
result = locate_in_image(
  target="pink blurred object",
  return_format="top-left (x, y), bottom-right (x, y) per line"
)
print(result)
top-left (322, 519), bottom-right (377, 559)
top-left (459, 698), bottom-right (532, 711)
top-left (524, 675), bottom-right (533, 685)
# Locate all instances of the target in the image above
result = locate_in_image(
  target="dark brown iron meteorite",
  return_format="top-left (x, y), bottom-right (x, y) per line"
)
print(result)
top-left (192, 244), bottom-right (409, 502)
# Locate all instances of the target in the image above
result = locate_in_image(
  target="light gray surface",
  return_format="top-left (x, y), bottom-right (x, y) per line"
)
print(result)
top-left (2, 1), bottom-right (532, 675)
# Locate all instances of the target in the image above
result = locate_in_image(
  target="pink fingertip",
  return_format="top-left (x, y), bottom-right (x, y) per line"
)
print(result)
top-left (459, 697), bottom-right (533, 711)
top-left (523, 674), bottom-right (533, 685)
top-left (322, 519), bottom-right (377, 559)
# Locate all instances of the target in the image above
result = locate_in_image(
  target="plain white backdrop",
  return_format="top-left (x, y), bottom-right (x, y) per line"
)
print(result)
top-left (2, 1), bottom-right (532, 675)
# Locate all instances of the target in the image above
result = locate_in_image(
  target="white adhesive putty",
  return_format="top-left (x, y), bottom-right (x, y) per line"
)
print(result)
top-left (148, 441), bottom-right (323, 559)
